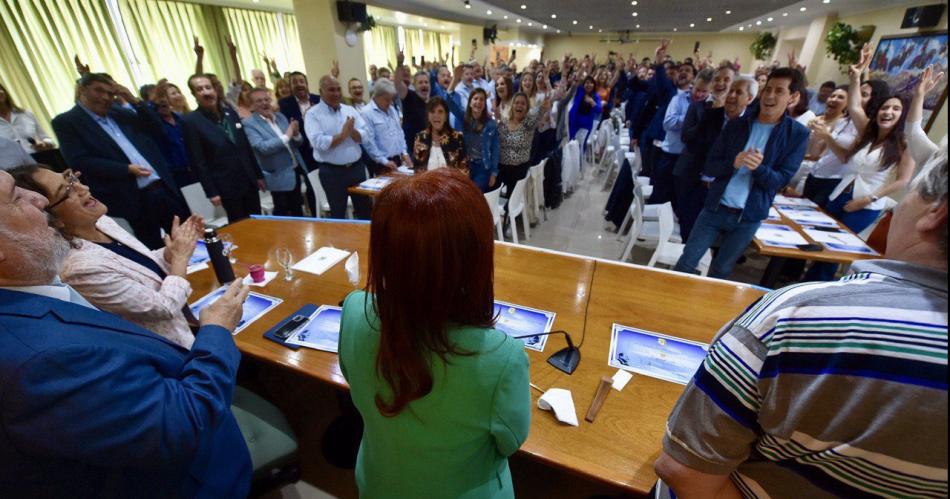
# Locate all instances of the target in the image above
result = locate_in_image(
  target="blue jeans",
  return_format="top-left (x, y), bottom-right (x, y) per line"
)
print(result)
top-left (804, 191), bottom-right (881, 281)
top-left (674, 207), bottom-right (761, 279)
top-left (469, 159), bottom-right (492, 192)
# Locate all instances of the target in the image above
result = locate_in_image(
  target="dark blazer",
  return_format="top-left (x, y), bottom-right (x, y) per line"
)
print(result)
top-left (278, 94), bottom-right (320, 168)
top-left (0, 288), bottom-right (251, 498)
top-left (51, 103), bottom-right (183, 221)
top-left (702, 109), bottom-right (809, 221)
top-left (673, 103), bottom-right (723, 179)
top-left (181, 106), bottom-right (263, 200)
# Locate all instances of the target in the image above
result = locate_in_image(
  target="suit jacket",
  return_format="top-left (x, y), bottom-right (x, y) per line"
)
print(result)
top-left (673, 104), bottom-right (724, 180)
top-left (180, 106), bottom-right (263, 200)
top-left (0, 288), bottom-right (251, 498)
top-left (61, 216), bottom-right (194, 349)
top-left (278, 94), bottom-right (320, 168)
top-left (242, 112), bottom-right (306, 192)
top-left (702, 109), bottom-right (810, 221)
top-left (51, 103), bottom-right (183, 221)
top-left (339, 291), bottom-right (530, 499)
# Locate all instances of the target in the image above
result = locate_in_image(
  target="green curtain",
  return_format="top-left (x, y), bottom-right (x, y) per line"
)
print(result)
top-left (439, 33), bottom-right (455, 67)
top-left (403, 28), bottom-right (424, 65)
top-left (0, 0), bottom-right (134, 134)
top-left (222, 8), bottom-right (304, 82)
top-left (119, 0), bottom-right (231, 104)
top-left (280, 13), bottom-right (305, 74)
top-left (363, 25), bottom-right (397, 72)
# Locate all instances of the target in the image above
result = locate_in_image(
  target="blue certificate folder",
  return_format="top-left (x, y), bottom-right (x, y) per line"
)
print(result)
top-left (263, 304), bottom-right (318, 350)
top-left (494, 300), bottom-right (556, 352)
top-left (608, 324), bottom-right (709, 385)
top-left (189, 286), bottom-right (283, 335)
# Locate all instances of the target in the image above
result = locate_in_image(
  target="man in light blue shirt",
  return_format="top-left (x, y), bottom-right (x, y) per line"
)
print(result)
top-left (719, 122), bottom-right (776, 209)
top-left (304, 75), bottom-right (372, 220)
top-left (361, 79), bottom-right (410, 176)
top-left (648, 63), bottom-right (701, 205)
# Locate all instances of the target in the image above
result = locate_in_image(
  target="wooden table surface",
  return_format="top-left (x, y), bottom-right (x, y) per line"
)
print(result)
top-left (753, 206), bottom-right (880, 264)
top-left (190, 219), bottom-right (764, 495)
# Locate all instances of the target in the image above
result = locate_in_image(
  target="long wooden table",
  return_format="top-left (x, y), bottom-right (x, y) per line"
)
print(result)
top-left (753, 204), bottom-right (880, 287)
top-left (189, 218), bottom-right (764, 495)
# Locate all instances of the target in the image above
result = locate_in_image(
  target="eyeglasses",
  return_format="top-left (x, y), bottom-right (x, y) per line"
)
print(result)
top-left (48, 170), bottom-right (80, 210)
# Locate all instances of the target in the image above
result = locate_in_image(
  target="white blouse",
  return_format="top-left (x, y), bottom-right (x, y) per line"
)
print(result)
top-left (427, 146), bottom-right (447, 170)
top-left (830, 144), bottom-right (897, 211)
top-left (0, 110), bottom-right (53, 153)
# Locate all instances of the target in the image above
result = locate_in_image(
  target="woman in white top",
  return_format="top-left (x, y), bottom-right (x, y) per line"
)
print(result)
top-left (803, 86), bottom-right (858, 206)
top-left (804, 51), bottom-right (915, 281)
top-left (905, 65), bottom-right (945, 167)
top-left (0, 83), bottom-right (55, 154)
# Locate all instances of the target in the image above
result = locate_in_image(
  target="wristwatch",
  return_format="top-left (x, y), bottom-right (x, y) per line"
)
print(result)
top-left (869, 195), bottom-right (880, 203)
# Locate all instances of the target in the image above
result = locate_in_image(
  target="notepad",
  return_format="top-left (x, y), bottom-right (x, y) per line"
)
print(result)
top-left (291, 247), bottom-right (351, 276)
top-left (358, 177), bottom-right (395, 191)
top-left (802, 227), bottom-right (878, 255)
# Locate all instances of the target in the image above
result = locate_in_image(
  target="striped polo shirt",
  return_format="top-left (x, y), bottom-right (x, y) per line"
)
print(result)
top-left (664, 259), bottom-right (948, 498)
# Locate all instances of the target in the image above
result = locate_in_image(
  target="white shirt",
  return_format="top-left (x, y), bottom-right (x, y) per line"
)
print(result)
top-left (0, 110), bottom-right (53, 153)
top-left (427, 146), bottom-right (447, 170)
top-left (297, 97), bottom-right (313, 117)
top-left (830, 144), bottom-right (897, 211)
top-left (811, 118), bottom-right (858, 179)
top-left (304, 100), bottom-right (369, 165)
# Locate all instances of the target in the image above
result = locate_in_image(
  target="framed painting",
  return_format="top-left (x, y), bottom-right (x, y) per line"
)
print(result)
top-left (868, 30), bottom-right (947, 131)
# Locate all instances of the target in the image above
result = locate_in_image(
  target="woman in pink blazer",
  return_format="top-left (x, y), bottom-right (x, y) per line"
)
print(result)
top-left (10, 164), bottom-right (201, 349)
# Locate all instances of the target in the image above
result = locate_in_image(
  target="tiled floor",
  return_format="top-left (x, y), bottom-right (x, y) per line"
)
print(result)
top-left (517, 163), bottom-right (773, 287)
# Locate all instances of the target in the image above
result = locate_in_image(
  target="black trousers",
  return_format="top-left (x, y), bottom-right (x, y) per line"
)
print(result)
top-left (271, 174), bottom-right (304, 217)
top-left (221, 187), bottom-right (262, 224)
top-left (130, 182), bottom-right (191, 250)
top-left (673, 175), bottom-right (708, 243)
top-left (317, 160), bottom-right (372, 220)
top-left (497, 162), bottom-right (531, 198)
top-left (648, 151), bottom-right (679, 205)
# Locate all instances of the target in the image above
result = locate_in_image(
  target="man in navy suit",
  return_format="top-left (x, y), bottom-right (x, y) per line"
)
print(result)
top-left (182, 74), bottom-right (265, 224)
top-left (52, 73), bottom-right (190, 249)
top-left (0, 169), bottom-right (252, 497)
top-left (278, 71), bottom-right (320, 173)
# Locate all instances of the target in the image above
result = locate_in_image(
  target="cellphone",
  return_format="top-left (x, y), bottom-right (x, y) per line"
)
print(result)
top-left (796, 243), bottom-right (824, 252)
top-left (693, 41), bottom-right (701, 53)
top-left (272, 315), bottom-right (308, 340)
top-left (808, 226), bottom-right (842, 233)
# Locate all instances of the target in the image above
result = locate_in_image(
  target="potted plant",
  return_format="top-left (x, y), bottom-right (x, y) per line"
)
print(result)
top-left (825, 21), bottom-right (875, 69)
top-left (750, 32), bottom-right (777, 61)
top-left (355, 15), bottom-right (376, 33)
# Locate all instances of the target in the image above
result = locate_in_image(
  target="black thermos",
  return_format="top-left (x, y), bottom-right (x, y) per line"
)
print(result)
top-left (204, 228), bottom-right (235, 284)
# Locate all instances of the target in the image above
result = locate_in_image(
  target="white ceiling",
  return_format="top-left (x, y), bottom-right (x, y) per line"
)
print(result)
top-left (181, 0), bottom-right (930, 35)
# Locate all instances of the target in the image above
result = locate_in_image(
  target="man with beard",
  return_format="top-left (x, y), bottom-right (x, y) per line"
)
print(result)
top-left (182, 73), bottom-right (265, 223)
top-left (278, 71), bottom-right (321, 173)
top-left (0, 169), bottom-right (253, 497)
top-left (394, 51), bottom-right (434, 152)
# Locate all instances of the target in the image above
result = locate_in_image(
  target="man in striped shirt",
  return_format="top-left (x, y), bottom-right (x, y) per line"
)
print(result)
top-left (655, 147), bottom-right (948, 498)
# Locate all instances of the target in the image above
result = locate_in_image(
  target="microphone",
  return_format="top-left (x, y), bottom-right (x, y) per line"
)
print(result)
top-left (513, 330), bottom-right (581, 375)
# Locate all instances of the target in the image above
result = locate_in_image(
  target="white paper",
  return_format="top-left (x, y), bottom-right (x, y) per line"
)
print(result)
top-left (774, 194), bottom-right (818, 208)
top-left (396, 166), bottom-right (414, 175)
top-left (291, 247), bottom-right (351, 276)
top-left (345, 252), bottom-right (360, 287)
top-left (777, 207), bottom-right (840, 228)
top-left (189, 287), bottom-right (282, 335)
top-left (756, 224), bottom-right (809, 248)
top-left (358, 177), bottom-right (395, 191)
top-left (286, 306), bottom-right (342, 353)
top-left (242, 271), bottom-right (278, 287)
top-left (537, 388), bottom-right (579, 426)
top-left (611, 369), bottom-right (633, 391)
top-left (802, 228), bottom-right (879, 255)
top-left (767, 207), bottom-right (782, 222)
top-left (186, 262), bottom-right (209, 274)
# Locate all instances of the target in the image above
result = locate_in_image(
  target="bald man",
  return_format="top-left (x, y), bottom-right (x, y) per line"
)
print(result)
top-left (303, 75), bottom-right (372, 219)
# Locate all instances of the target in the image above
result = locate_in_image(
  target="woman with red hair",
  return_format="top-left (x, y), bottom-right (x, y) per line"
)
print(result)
top-left (339, 168), bottom-right (530, 498)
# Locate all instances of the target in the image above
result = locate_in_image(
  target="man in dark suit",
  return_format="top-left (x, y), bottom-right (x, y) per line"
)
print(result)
top-left (52, 73), bottom-right (189, 249)
top-left (0, 169), bottom-right (252, 497)
top-left (278, 71), bottom-right (320, 172)
top-left (182, 73), bottom-right (265, 224)
top-left (672, 77), bottom-right (757, 241)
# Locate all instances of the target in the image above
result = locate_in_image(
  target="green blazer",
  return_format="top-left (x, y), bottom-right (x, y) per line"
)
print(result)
top-left (339, 291), bottom-right (531, 499)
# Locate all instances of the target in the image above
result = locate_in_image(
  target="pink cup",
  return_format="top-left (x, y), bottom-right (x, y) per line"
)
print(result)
top-left (249, 264), bottom-right (266, 283)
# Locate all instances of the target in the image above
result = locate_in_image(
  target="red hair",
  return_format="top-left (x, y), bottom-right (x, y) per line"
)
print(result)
top-left (367, 169), bottom-right (496, 416)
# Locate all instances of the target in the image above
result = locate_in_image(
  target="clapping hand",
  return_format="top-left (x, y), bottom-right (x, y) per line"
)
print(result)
top-left (199, 279), bottom-right (250, 332)
top-left (163, 215), bottom-right (202, 276)
top-left (734, 148), bottom-right (764, 171)
top-left (286, 118), bottom-right (300, 138)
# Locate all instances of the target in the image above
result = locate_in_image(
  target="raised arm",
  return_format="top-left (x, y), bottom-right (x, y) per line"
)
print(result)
top-left (74, 55), bottom-right (90, 77)
top-left (194, 36), bottom-right (204, 75)
top-left (226, 36), bottom-right (242, 84)
top-left (394, 51), bottom-right (409, 101)
top-left (847, 43), bottom-right (873, 134)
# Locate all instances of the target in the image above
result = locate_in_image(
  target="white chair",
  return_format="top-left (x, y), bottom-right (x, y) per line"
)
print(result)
top-left (618, 198), bottom-right (644, 262)
top-left (305, 169), bottom-right (353, 218)
top-left (181, 183), bottom-right (229, 228)
top-left (646, 202), bottom-right (711, 276)
top-left (504, 177), bottom-right (531, 244)
top-left (528, 160), bottom-right (547, 221)
top-left (484, 188), bottom-right (504, 241)
top-left (561, 140), bottom-right (581, 193)
top-left (259, 191), bottom-right (274, 216)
